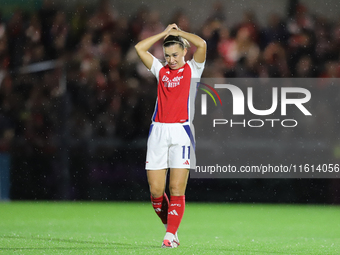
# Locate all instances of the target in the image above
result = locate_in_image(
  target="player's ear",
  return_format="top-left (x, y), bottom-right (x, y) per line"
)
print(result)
top-left (183, 47), bottom-right (187, 56)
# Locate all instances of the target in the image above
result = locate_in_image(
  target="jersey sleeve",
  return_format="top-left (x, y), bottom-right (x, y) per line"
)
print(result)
top-left (149, 55), bottom-right (164, 81)
top-left (187, 58), bottom-right (205, 78)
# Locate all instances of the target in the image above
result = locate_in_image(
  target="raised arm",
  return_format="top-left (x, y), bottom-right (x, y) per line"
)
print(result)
top-left (135, 24), bottom-right (179, 70)
top-left (165, 29), bottom-right (207, 63)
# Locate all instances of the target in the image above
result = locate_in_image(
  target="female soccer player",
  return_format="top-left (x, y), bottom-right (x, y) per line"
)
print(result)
top-left (135, 23), bottom-right (206, 248)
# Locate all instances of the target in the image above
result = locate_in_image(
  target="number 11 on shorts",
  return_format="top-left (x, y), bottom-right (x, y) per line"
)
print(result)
top-left (182, 146), bottom-right (190, 159)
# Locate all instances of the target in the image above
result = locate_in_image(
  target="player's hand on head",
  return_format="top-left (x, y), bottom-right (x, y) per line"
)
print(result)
top-left (164, 24), bottom-right (178, 34)
top-left (164, 25), bottom-right (181, 39)
top-left (165, 30), bottom-right (181, 39)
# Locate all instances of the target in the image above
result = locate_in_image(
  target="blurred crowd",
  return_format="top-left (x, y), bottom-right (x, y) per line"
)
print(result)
top-left (1, 0), bottom-right (340, 154)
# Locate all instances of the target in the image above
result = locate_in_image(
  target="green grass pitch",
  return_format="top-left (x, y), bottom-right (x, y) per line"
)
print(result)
top-left (0, 202), bottom-right (339, 254)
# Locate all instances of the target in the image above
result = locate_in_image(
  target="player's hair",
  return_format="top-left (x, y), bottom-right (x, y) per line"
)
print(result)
top-left (163, 35), bottom-right (190, 50)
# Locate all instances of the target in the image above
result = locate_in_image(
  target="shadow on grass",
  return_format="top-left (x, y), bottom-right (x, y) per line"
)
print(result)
top-left (0, 235), bottom-right (159, 250)
top-left (1, 235), bottom-right (303, 254)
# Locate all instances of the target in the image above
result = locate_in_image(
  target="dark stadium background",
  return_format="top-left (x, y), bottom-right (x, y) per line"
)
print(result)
top-left (0, 0), bottom-right (340, 203)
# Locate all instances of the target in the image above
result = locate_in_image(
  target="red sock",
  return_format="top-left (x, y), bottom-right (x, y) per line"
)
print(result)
top-left (166, 195), bottom-right (185, 234)
top-left (151, 193), bottom-right (169, 224)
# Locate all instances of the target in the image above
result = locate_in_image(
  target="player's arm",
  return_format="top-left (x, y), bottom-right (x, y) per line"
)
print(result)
top-left (166, 29), bottom-right (207, 63)
top-left (135, 24), bottom-right (179, 70)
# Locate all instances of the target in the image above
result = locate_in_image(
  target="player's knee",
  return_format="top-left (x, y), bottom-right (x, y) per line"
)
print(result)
top-left (169, 182), bottom-right (185, 196)
top-left (149, 185), bottom-right (164, 198)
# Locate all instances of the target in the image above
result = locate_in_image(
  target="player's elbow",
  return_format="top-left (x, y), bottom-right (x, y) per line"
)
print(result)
top-left (199, 39), bottom-right (207, 51)
top-left (134, 43), bottom-right (141, 53)
top-left (135, 43), bottom-right (147, 56)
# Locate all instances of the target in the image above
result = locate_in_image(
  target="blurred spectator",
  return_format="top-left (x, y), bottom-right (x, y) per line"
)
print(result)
top-left (235, 26), bottom-right (260, 65)
top-left (22, 43), bottom-right (46, 65)
top-left (0, 73), bottom-right (14, 152)
top-left (75, 32), bottom-right (97, 61)
top-left (69, 4), bottom-right (89, 50)
top-left (240, 11), bottom-right (260, 42)
top-left (25, 14), bottom-right (42, 45)
top-left (295, 55), bottom-right (315, 77)
top-left (128, 5), bottom-right (150, 42)
top-left (200, 19), bottom-right (221, 61)
top-left (0, 20), bottom-right (9, 71)
top-left (287, 29), bottom-right (316, 75)
top-left (39, 0), bottom-right (57, 58)
top-left (260, 13), bottom-right (288, 49)
top-left (287, 4), bottom-right (314, 34)
top-left (332, 17), bottom-right (340, 49)
top-left (222, 26), bottom-right (260, 75)
top-left (217, 25), bottom-right (235, 69)
top-left (313, 15), bottom-right (338, 64)
top-left (262, 42), bottom-right (289, 77)
top-left (208, 1), bottom-right (227, 23)
top-left (112, 17), bottom-right (130, 56)
top-left (170, 9), bottom-right (191, 32)
top-left (87, 0), bottom-right (117, 36)
top-left (50, 11), bottom-right (69, 57)
top-left (7, 10), bottom-right (25, 68)
top-left (320, 61), bottom-right (340, 78)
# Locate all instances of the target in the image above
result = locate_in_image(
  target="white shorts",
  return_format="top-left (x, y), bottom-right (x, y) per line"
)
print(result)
top-left (145, 122), bottom-right (196, 170)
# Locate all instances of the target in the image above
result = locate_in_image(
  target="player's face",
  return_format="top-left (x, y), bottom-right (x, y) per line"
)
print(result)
top-left (164, 44), bottom-right (187, 70)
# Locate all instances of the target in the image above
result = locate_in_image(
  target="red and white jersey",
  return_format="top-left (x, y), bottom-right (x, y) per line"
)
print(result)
top-left (149, 56), bottom-right (205, 123)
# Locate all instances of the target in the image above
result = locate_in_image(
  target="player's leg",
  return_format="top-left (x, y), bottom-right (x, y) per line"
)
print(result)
top-left (145, 123), bottom-right (170, 227)
top-left (162, 168), bottom-right (188, 247)
top-left (147, 169), bottom-right (169, 226)
top-left (147, 169), bottom-right (167, 198)
top-left (162, 124), bottom-right (194, 248)
top-left (168, 168), bottom-right (189, 196)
